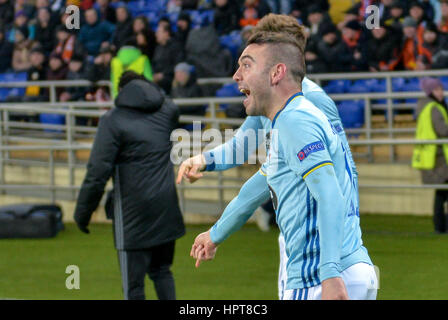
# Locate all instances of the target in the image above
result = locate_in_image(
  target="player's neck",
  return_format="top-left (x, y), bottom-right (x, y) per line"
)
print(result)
top-left (266, 85), bottom-right (303, 121)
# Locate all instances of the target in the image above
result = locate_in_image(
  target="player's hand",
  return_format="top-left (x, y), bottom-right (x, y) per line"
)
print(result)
top-left (176, 154), bottom-right (206, 184)
top-left (190, 230), bottom-right (218, 268)
top-left (321, 277), bottom-right (349, 300)
top-left (76, 222), bottom-right (90, 234)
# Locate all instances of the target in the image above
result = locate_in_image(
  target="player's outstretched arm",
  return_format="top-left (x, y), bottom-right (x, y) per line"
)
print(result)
top-left (190, 170), bottom-right (270, 267)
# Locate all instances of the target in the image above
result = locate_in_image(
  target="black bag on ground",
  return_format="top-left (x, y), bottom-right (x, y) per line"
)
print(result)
top-left (0, 204), bottom-right (64, 238)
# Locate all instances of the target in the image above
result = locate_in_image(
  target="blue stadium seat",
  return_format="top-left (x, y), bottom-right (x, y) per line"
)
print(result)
top-left (337, 100), bottom-right (365, 128)
top-left (403, 77), bottom-right (421, 92)
top-left (39, 114), bottom-right (65, 133)
top-left (323, 79), bottom-right (350, 94)
top-left (348, 79), bottom-right (369, 93)
top-left (215, 83), bottom-right (243, 110)
top-left (220, 31), bottom-right (242, 61)
top-left (391, 77), bottom-right (406, 91)
top-left (0, 72), bottom-right (27, 102)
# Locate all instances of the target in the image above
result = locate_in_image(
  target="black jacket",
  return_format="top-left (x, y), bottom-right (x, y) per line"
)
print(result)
top-left (74, 79), bottom-right (185, 250)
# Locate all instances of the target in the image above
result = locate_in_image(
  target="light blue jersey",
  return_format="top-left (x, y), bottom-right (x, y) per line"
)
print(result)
top-left (203, 77), bottom-right (357, 184)
top-left (264, 92), bottom-right (371, 290)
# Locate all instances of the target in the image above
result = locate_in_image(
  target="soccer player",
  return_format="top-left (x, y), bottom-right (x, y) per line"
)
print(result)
top-left (177, 16), bottom-right (358, 299)
top-left (187, 14), bottom-right (377, 300)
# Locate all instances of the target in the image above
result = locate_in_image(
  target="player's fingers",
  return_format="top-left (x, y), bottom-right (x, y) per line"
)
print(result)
top-left (176, 164), bottom-right (186, 184)
top-left (193, 244), bottom-right (204, 259)
top-left (190, 243), bottom-right (197, 257)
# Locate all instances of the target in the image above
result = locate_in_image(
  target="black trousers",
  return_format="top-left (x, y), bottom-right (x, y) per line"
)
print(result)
top-left (117, 241), bottom-right (176, 300)
top-left (434, 190), bottom-right (448, 233)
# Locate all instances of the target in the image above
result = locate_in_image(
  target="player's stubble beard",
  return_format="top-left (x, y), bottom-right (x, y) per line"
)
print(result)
top-left (245, 74), bottom-right (273, 118)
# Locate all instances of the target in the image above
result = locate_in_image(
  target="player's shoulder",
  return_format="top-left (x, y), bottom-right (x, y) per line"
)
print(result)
top-left (283, 96), bottom-right (326, 123)
top-left (302, 77), bottom-right (324, 93)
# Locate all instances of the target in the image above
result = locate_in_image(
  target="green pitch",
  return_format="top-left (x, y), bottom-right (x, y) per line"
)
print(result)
top-left (0, 214), bottom-right (447, 300)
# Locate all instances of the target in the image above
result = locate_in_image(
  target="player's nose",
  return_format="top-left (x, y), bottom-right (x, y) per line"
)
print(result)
top-left (233, 67), bottom-right (242, 83)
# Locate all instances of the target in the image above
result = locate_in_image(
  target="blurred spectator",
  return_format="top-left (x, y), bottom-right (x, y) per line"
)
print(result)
top-left (60, 55), bottom-right (88, 102)
top-left (152, 22), bottom-right (184, 94)
top-left (390, 16), bottom-right (431, 70)
top-left (439, 0), bottom-right (448, 33)
top-left (213, 0), bottom-right (241, 35)
top-left (182, 0), bottom-right (199, 10)
top-left (409, 1), bottom-right (428, 40)
top-left (34, 7), bottom-right (55, 56)
top-left (413, 77), bottom-right (448, 234)
top-left (171, 62), bottom-right (205, 116)
top-left (305, 35), bottom-right (326, 74)
top-left (132, 16), bottom-right (156, 60)
top-left (337, 20), bottom-right (368, 72)
top-left (185, 24), bottom-right (233, 79)
top-left (111, 40), bottom-right (153, 98)
top-left (383, 0), bottom-right (405, 34)
top-left (53, 25), bottom-right (85, 65)
top-left (316, 23), bottom-right (344, 73)
top-left (421, 22), bottom-right (445, 69)
top-left (291, 0), bottom-right (329, 24)
top-left (46, 53), bottom-right (68, 99)
top-left (174, 12), bottom-right (191, 48)
top-left (0, 0), bottom-right (14, 28)
top-left (240, 0), bottom-right (271, 27)
top-left (23, 46), bottom-right (48, 102)
top-left (94, 0), bottom-right (116, 24)
top-left (336, 4), bottom-right (360, 31)
top-left (0, 26), bottom-right (13, 72)
top-left (237, 25), bottom-right (253, 59)
top-left (11, 27), bottom-right (32, 72)
top-left (112, 4), bottom-right (133, 51)
top-left (79, 8), bottom-right (115, 58)
top-left (367, 22), bottom-right (400, 72)
top-left (87, 45), bottom-right (113, 82)
top-left (417, 0), bottom-right (440, 24)
top-left (7, 10), bottom-right (35, 43)
top-left (265, 0), bottom-right (291, 14)
top-left (306, 5), bottom-right (332, 41)
top-left (14, 0), bottom-right (35, 19)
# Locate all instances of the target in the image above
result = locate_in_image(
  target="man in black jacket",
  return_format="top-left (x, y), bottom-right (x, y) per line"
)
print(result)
top-left (74, 71), bottom-right (185, 300)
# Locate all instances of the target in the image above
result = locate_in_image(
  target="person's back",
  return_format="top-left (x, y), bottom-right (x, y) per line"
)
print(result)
top-left (74, 73), bottom-right (185, 300)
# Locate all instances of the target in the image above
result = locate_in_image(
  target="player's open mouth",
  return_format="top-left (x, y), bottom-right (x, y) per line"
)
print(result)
top-left (240, 88), bottom-right (251, 107)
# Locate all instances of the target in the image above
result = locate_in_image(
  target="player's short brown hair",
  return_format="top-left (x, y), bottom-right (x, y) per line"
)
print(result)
top-left (247, 14), bottom-right (307, 84)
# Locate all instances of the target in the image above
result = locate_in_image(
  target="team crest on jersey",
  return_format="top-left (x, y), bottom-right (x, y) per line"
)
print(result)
top-left (297, 141), bottom-right (325, 161)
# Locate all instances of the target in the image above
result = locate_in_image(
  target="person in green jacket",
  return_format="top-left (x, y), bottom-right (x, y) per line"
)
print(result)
top-left (111, 40), bottom-right (153, 98)
top-left (413, 77), bottom-right (448, 233)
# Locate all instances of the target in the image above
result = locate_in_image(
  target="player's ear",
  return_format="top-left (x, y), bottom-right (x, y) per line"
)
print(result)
top-left (270, 63), bottom-right (287, 86)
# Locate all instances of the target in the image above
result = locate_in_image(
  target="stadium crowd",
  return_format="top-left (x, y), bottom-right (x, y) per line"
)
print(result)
top-left (0, 0), bottom-right (448, 106)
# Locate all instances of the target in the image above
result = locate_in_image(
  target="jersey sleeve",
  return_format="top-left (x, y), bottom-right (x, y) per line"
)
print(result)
top-left (203, 116), bottom-right (265, 171)
top-left (209, 171), bottom-right (270, 244)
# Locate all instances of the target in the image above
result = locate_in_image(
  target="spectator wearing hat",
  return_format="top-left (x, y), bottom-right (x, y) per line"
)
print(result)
top-left (11, 26), bottom-right (32, 72)
top-left (79, 7), bottom-right (115, 58)
top-left (174, 11), bottom-right (191, 48)
top-left (112, 4), bottom-right (133, 51)
top-left (213, 0), bottom-right (241, 36)
top-left (0, 26), bottom-right (13, 72)
top-left (367, 22), bottom-right (401, 72)
top-left (132, 16), bottom-right (156, 60)
top-left (34, 7), bottom-right (56, 56)
top-left (304, 34), bottom-right (326, 74)
top-left (390, 16), bottom-right (432, 70)
top-left (408, 1), bottom-right (429, 42)
top-left (87, 45), bottom-right (113, 83)
top-left (383, 0), bottom-right (405, 34)
top-left (171, 62), bottom-right (205, 116)
top-left (413, 77), bottom-right (448, 234)
top-left (336, 4), bottom-right (361, 31)
top-left (0, 0), bottom-right (14, 28)
top-left (306, 4), bottom-right (332, 41)
top-left (52, 25), bottom-right (85, 65)
top-left (46, 53), bottom-right (68, 99)
top-left (23, 46), bottom-right (48, 103)
top-left (337, 20), bottom-right (368, 72)
top-left (316, 23), bottom-right (345, 73)
top-left (290, 0), bottom-right (330, 24)
top-left (7, 10), bottom-right (35, 43)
